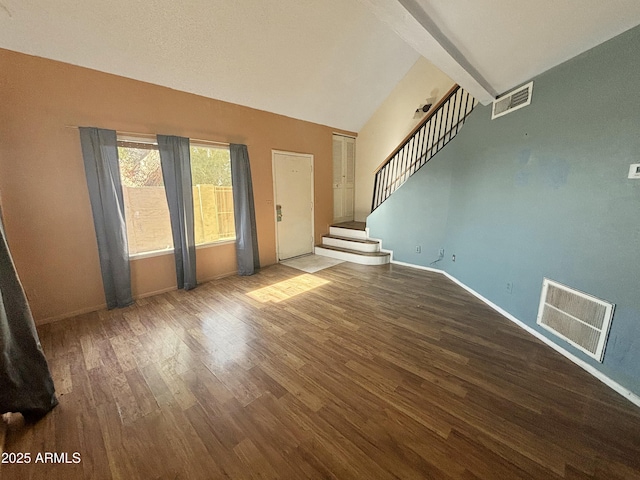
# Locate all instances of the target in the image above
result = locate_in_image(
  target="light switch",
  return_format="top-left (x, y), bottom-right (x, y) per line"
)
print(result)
top-left (629, 163), bottom-right (640, 179)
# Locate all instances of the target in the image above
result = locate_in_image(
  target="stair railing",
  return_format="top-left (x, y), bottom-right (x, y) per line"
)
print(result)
top-left (371, 84), bottom-right (477, 212)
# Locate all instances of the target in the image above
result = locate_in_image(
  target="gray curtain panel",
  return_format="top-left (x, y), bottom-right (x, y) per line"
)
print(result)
top-left (230, 144), bottom-right (260, 275)
top-left (0, 215), bottom-right (58, 419)
top-left (79, 127), bottom-right (134, 309)
top-left (157, 135), bottom-right (197, 290)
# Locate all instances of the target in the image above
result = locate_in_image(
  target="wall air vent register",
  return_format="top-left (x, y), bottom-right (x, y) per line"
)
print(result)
top-left (492, 81), bottom-right (533, 119)
top-left (536, 278), bottom-right (615, 362)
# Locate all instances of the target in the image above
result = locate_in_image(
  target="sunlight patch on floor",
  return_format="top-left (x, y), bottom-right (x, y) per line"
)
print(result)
top-left (247, 274), bottom-right (330, 303)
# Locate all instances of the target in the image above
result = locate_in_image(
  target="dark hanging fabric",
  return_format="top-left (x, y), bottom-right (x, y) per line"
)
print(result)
top-left (79, 127), bottom-right (134, 309)
top-left (230, 144), bottom-right (260, 275)
top-left (0, 215), bottom-right (58, 420)
top-left (157, 135), bottom-right (197, 290)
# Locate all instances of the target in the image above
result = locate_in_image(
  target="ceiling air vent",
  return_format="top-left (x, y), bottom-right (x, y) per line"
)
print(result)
top-left (491, 81), bottom-right (533, 119)
top-left (536, 278), bottom-right (615, 362)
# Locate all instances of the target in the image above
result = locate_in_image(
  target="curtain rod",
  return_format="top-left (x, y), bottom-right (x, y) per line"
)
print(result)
top-left (64, 125), bottom-right (237, 147)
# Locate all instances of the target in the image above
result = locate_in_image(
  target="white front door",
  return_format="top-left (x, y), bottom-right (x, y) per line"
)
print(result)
top-left (272, 151), bottom-right (314, 261)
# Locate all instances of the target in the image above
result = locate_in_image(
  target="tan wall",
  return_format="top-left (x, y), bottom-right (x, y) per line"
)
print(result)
top-left (0, 48), bottom-right (354, 323)
top-left (354, 57), bottom-right (454, 221)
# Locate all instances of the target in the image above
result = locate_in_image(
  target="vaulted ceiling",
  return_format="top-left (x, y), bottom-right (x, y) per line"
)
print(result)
top-left (1, 0), bottom-right (639, 132)
top-left (363, 0), bottom-right (640, 104)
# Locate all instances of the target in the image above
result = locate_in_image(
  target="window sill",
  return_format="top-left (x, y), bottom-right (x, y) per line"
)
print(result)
top-left (128, 239), bottom-right (236, 261)
top-left (129, 249), bottom-right (174, 261)
top-left (197, 238), bottom-right (236, 249)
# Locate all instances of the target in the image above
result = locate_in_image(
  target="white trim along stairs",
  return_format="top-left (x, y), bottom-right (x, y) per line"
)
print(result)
top-left (315, 223), bottom-right (390, 265)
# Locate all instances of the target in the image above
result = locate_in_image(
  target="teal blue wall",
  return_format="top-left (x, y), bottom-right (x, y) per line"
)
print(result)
top-left (368, 25), bottom-right (640, 396)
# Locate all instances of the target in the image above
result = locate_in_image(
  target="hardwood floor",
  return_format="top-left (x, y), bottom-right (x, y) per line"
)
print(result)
top-left (2, 263), bottom-right (640, 479)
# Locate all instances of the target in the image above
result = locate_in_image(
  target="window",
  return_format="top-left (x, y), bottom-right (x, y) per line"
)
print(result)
top-left (117, 137), bottom-right (235, 257)
top-left (118, 139), bottom-right (173, 256)
top-left (190, 144), bottom-right (235, 244)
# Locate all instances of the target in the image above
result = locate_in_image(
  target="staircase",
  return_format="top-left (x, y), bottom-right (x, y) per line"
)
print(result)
top-left (315, 85), bottom-right (476, 266)
top-left (372, 84), bottom-right (477, 211)
top-left (315, 222), bottom-right (390, 265)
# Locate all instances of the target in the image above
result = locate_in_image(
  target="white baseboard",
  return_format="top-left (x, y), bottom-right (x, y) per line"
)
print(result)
top-left (389, 258), bottom-right (640, 409)
top-left (37, 303), bottom-right (108, 325)
top-left (133, 286), bottom-right (177, 300)
top-left (36, 272), bottom-right (236, 325)
top-left (197, 270), bottom-right (237, 284)
top-left (390, 259), bottom-right (443, 274)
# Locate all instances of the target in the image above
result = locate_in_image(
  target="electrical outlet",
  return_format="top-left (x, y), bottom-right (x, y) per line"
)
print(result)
top-left (439, 248), bottom-right (445, 257)
top-left (506, 282), bottom-right (513, 294)
top-left (415, 245), bottom-right (421, 254)
top-left (452, 254), bottom-right (456, 262)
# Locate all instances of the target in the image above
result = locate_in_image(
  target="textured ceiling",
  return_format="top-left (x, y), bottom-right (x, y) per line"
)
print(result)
top-left (2, 0), bottom-right (640, 130)
top-left (0, 0), bottom-right (420, 132)
top-left (368, 0), bottom-right (640, 102)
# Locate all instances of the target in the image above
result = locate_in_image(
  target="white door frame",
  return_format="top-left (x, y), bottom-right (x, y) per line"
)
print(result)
top-left (332, 133), bottom-right (356, 223)
top-left (272, 150), bottom-right (315, 262)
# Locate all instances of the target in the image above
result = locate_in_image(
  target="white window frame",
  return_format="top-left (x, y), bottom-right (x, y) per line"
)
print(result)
top-left (117, 135), bottom-right (236, 259)
top-left (189, 141), bottom-right (236, 248)
top-left (117, 135), bottom-right (172, 259)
